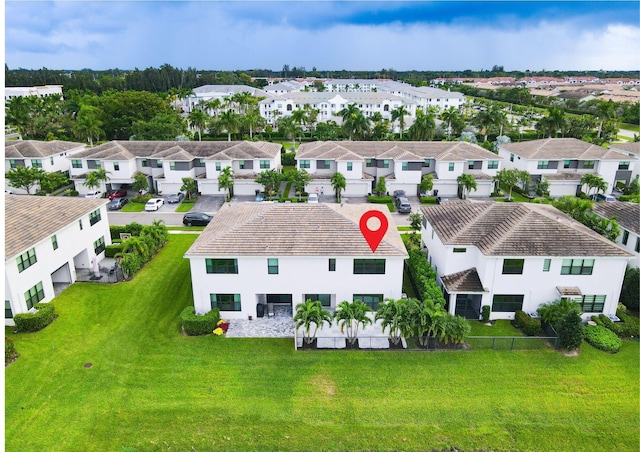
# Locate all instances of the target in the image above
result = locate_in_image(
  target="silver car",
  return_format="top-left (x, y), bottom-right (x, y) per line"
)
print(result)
top-left (167, 192), bottom-right (185, 203)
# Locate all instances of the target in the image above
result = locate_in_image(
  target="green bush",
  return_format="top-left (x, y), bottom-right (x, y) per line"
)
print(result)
top-left (584, 325), bottom-right (622, 353)
top-left (618, 194), bottom-right (640, 203)
top-left (556, 310), bottom-right (584, 351)
top-left (514, 310), bottom-right (542, 336)
top-left (110, 222), bottom-right (145, 240)
top-left (407, 248), bottom-right (446, 305)
top-left (481, 305), bottom-right (491, 322)
top-left (368, 195), bottom-right (393, 204)
top-left (420, 196), bottom-right (437, 204)
top-left (5, 337), bottom-right (18, 365)
top-left (13, 302), bottom-right (56, 333)
top-left (131, 194), bottom-right (153, 204)
top-left (597, 313), bottom-right (639, 338)
top-left (104, 244), bottom-right (124, 258)
top-left (281, 152), bottom-right (296, 166)
top-left (619, 268), bottom-right (639, 311)
top-left (180, 306), bottom-right (220, 336)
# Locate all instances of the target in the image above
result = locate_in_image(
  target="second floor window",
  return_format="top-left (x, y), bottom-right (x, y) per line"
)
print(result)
top-left (89, 209), bottom-right (102, 226)
top-left (561, 259), bottom-right (594, 275)
top-left (72, 160), bottom-right (82, 168)
top-left (299, 160), bottom-right (310, 169)
top-left (93, 236), bottom-right (106, 255)
top-left (537, 161), bottom-right (550, 169)
top-left (31, 159), bottom-right (43, 168)
top-left (17, 248), bottom-right (37, 273)
top-left (502, 258), bottom-right (524, 275)
top-left (448, 163), bottom-right (455, 171)
top-left (353, 259), bottom-right (385, 274)
top-left (582, 160), bottom-right (595, 169)
top-left (206, 259), bottom-right (238, 274)
top-left (488, 160), bottom-right (499, 169)
top-left (267, 258), bottom-right (279, 274)
top-left (260, 160), bottom-right (270, 169)
top-left (347, 162), bottom-right (353, 171)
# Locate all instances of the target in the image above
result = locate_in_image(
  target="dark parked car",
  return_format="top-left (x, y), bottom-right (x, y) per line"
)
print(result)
top-left (107, 189), bottom-right (127, 200)
top-left (183, 212), bottom-right (213, 226)
top-left (108, 197), bottom-right (129, 210)
top-left (167, 192), bottom-right (185, 204)
top-left (393, 190), bottom-right (406, 201)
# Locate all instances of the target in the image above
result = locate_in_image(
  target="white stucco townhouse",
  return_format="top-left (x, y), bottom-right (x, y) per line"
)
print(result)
top-left (497, 138), bottom-right (636, 197)
top-left (68, 141), bottom-right (282, 196)
top-left (296, 141), bottom-right (502, 197)
top-left (593, 202), bottom-right (640, 268)
top-left (181, 85), bottom-right (273, 114)
top-left (184, 203), bottom-right (408, 320)
top-left (5, 195), bottom-right (111, 326)
top-left (5, 140), bottom-right (86, 194)
top-left (420, 201), bottom-right (632, 321)
top-left (608, 142), bottom-right (640, 187)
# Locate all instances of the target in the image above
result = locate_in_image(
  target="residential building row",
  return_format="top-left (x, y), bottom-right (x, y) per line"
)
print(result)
top-left (592, 202), bottom-right (640, 269)
top-left (5, 195), bottom-right (111, 326)
top-left (4, 85), bottom-right (64, 102)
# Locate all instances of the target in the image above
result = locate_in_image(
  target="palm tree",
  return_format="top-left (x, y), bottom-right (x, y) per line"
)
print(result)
top-left (439, 106), bottom-right (460, 140)
top-left (474, 105), bottom-right (508, 141)
top-left (338, 104), bottom-right (370, 140)
top-left (333, 300), bottom-right (373, 347)
top-left (456, 174), bottom-right (478, 199)
top-left (391, 105), bottom-right (409, 139)
top-left (410, 299), bottom-right (446, 348)
top-left (374, 298), bottom-right (417, 347)
top-left (74, 105), bottom-right (104, 147)
top-left (277, 116), bottom-right (300, 149)
top-left (408, 108), bottom-right (436, 141)
top-left (84, 167), bottom-right (111, 193)
top-left (330, 172), bottom-right (347, 202)
top-left (293, 300), bottom-right (333, 346)
top-left (434, 313), bottom-right (470, 345)
top-left (217, 110), bottom-right (241, 141)
top-left (218, 166), bottom-right (234, 201)
top-left (580, 173), bottom-right (607, 196)
top-left (537, 298), bottom-right (582, 329)
top-left (493, 168), bottom-right (519, 200)
top-left (188, 109), bottom-right (208, 141)
top-left (242, 106), bottom-right (265, 140)
top-left (595, 100), bottom-right (617, 139)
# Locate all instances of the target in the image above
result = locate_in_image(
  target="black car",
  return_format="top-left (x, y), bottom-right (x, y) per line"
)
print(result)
top-left (393, 190), bottom-right (406, 201)
top-left (182, 212), bottom-right (213, 226)
top-left (108, 197), bottom-right (129, 210)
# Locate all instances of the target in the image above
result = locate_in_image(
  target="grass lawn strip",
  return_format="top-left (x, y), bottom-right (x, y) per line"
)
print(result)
top-left (5, 235), bottom-right (639, 452)
top-left (120, 201), bottom-right (145, 212)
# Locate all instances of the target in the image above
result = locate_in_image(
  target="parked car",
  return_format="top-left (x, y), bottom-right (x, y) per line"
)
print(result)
top-left (107, 189), bottom-right (127, 200)
top-left (308, 193), bottom-right (319, 203)
top-left (85, 191), bottom-right (103, 198)
top-left (182, 212), bottom-right (213, 226)
top-left (393, 190), bottom-right (406, 201)
top-left (167, 192), bottom-right (185, 204)
top-left (108, 197), bottom-right (129, 210)
top-left (591, 193), bottom-right (616, 203)
top-left (144, 198), bottom-right (165, 211)
top-left (395, 196), bottom-right (412, 213)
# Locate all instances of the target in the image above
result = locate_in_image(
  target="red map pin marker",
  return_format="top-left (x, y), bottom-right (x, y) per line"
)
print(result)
top-left (359, 210), bottom-right (389, 253)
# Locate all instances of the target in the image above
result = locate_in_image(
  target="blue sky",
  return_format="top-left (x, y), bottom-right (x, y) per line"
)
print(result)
top-left (4, 1), bottom-right (640, 71)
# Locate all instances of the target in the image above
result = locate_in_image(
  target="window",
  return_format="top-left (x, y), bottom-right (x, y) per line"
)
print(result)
top-left (576, 295), bottom-right (606, 313)
top-left (564, 160), bottom-right (571, 169)
top-left (636, 238), bottom-right (639, 253)
top-left (453, 248), bottom-right (467, 253)
top-left (402, 162), bottom-right (408, 171)
top-left (488, 160), bottom-right (499, 169)
top-left (365, 159), bottom-right (373, 167)
top-left (317, 160), bottom-right (331, 169)
top-left (347, 162), bottom-right (353, 171)
top-left (31, 159), bottom-right (43, 168)
top-left (618, 162), bottom-right (630, 170)
top-left (583, 160), bottom-right (595, 169)
top-left (354, 294), bottom-right (383, 311)
top-left (543, 259), bottom-right (551, 272)
top-left (113, 162), bottom-right (120, 171)
top-left (329, 258), bottom-right (336, 271)
top-left (260, 160), bottom-right (270, 169)
top-left (382, 160), bottom-right (389, 169)
top-left (299, 160), bottom-right (310, 169)
top-left (170, 162), bottom-right (176, 171)
top-left (306, 294), bottom-right (331, 307)
top-left (205, 259), bottom-right (238, 274)
top-left (17, 248), bottom-right (37, 273)
top-left (448, 162), bottom-right (455, 171)
top-left (9, 159), bottom-right (17, 169)
top-left (24, 282), bottom-right (45, 310)
top-left (72, 159), bottom-right (82, 169)
top-left (142, 159), bottom-right (148, 167)
top-left (510, 154), bottom-right (514, 162)
top-left (492, 295), bottom-right (524, 312)
top-left (353, 259), bottom-right (385, 274)
top-left (423, 159), bottom-right (431, 168)
top-left (210, 294), bottom-right (241, 311)
top-left (95, 161), bottom-right (102, 168)
top-left (468, 161), bottom-right (476, 170)
top-left (52, 235), bottom-right (58, 250)
top-left (561, 259), bottom-right (594, 275)
top-left (200, 159), bottom-right (206, 167)
top-left (267, 258), bottom-right (279, 275)
top-left (215, 162), bottom-right (221, 171)
top-left (156, 160), bottom-right (162, 167)
top-left (239, 160), bottom-right (247, 170)
top-left (5, 300), bottom-right (13, 319)
top-left (622, 230), bottom-right (629, 245)
top-left (79, 219), bottom-right (83, 230)
top-left (537, 161), bottom-right (550, 169)
top-left (89, 209), bottom-right (101, 226)
top-left (502, 259), bottom-right (524, 275)
top-left (93, 236), bottom-right (106, 255)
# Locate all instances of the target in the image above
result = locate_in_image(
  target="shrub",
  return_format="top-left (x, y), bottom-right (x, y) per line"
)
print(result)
top-left (110, 222), bottom-right (145, 240)
top-left (420, 196), bottom-right (437, 204)
top-left (180, 306), bottom-right (220, 336)
top-left (556, 310), bottom-right (584, 351)
top-left (618, 194), bottom-right (640, 203)
top-left (64, 189), bottom-right (79, 197)
top-left (5, 337), bottom-right (18, 365)
top-left (584, 325), bottom-right (622, 353)
top-left (281, 151), bottom-right (296, 166)
top-left (13, 302), bottom-right (56, 333)
top-left (537, 299), bottom-right (582, 329)
top-left (407, 248), bottom-right (446, 305)
top-left (104, 244), bottom-right (124, 258)
top-left (598, 314), bottom-right (639, 338)
top-left (514, 310), bottom-right (542, 336)
top-left (131, 194), bottom-right (153, 204)
top-left (619, 267), bottom-right (639, 311)
top-left (481, 305), bottom-right (491, 322)
top-left (368, 195), bottom-right (393, 204)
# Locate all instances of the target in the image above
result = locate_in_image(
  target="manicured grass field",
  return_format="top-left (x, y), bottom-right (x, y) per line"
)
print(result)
top-left (120, 201), bottom-right (146, 212)
top-left (5, 235), bottom-right (639, 452)
top-left (175, 199), bottom-right (195, 212)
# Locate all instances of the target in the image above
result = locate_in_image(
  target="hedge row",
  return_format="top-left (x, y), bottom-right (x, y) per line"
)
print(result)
top-left (592, 314), bottom-right (639, 338)
top-left (407, 248), bottom-right (446, 305)
top-left (584, 325), bottom-right (622, 353)
top-left (109, 223), bottom-right (146, 240)
top-left (368, 195), bottom-right (393, 204)
top-left (13, 302), bottom-right (56, 333)
top-left (420, 196), bottom-right (437, 204)
top-left (104, 243), bottom-right (124, 258)
top-left (513, 310), bottom-right (542, 336)
top-left (180, 306), bottom-right (221, 336)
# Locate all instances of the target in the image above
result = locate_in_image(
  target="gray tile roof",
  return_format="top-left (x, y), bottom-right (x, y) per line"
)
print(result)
top-left (297, 141), bottom-right (501, 162)
top-left (609, 142), bottom-right (640, 154)
top-left (5, 140), bottom-right (85, 159)
top-left (441, 268), bottom-right (486, 292)
top-left (500, 138), bottom-right (628, 160)
top-left (5, 195), bottom-right (108, 259)
top-left (421, 200), bottom-right (632, 257)
top-left (592, 202), bottom-right (640, 235)
top-left (70, 141), bottom-right (282, 162)
top-left (185, 203), bottom-right (408, 258)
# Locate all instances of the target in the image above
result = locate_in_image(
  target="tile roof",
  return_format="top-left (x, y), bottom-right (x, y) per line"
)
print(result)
top-left (609, 142), bottom-right (640, 154)
top-left (500, 138), bottom-right (628, 160)
top-left (70, 141), bottom-right (282, 162)
top-left (421, 200), bottom-right (632, 257)
top-left (5, 195), bottom-right (108, 259)
top-left (297, 141), bottom-right (501, 162)
top-left (441, 268), bottom-right (486, 293)
top-left (592, 202), bottom-right (640, 235)
top-left (260, 91), bottom-right (415, 105)
top-left (185, 203), bottom-right (408, 258)
top-left (5, 140), bottom-right (85, 159)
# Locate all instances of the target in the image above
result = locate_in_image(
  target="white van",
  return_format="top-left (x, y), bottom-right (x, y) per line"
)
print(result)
top-left (308, 193), bottom-right (319, 203)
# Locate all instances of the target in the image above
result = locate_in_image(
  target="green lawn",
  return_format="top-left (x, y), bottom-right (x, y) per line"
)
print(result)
top-left (175, 199), bottom-right (196, 212)
top-left (619, 123), bottom-right (640, 133)
top-left (120, 201), bottom-right (146, 212)
top-left (5, 235), bottom-right (640, 452)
